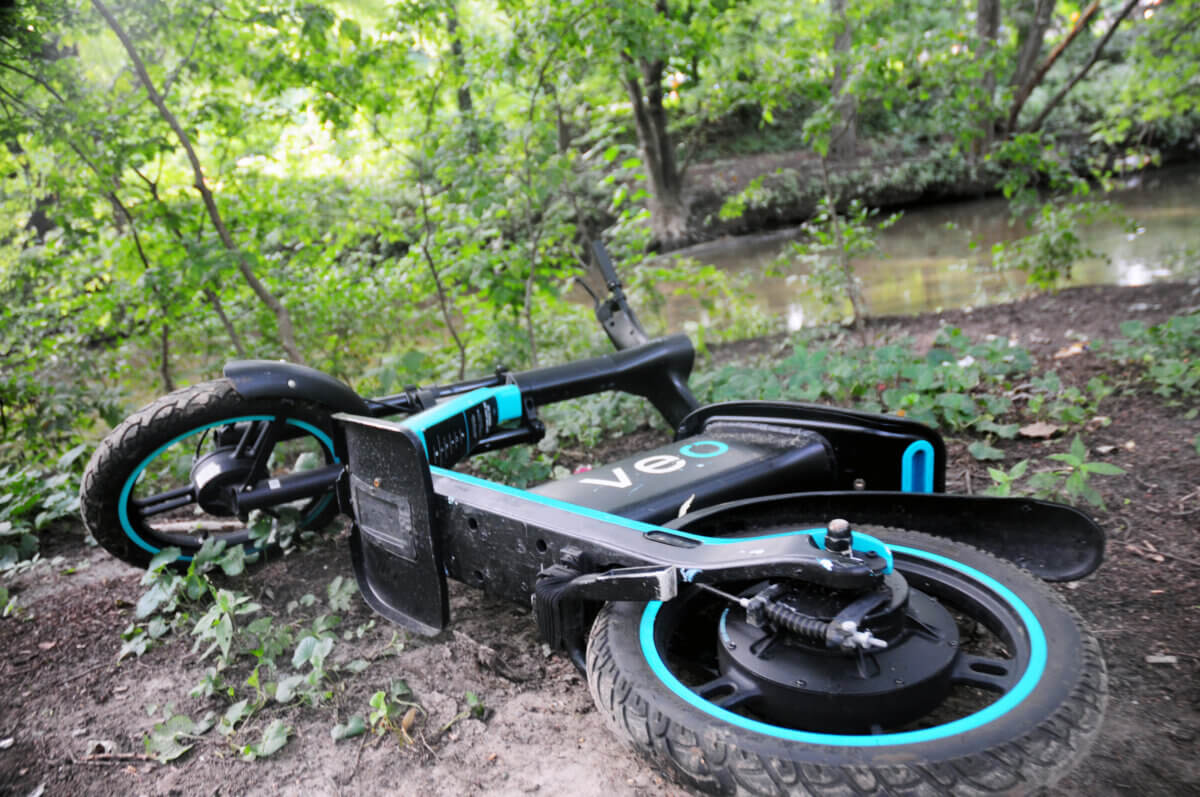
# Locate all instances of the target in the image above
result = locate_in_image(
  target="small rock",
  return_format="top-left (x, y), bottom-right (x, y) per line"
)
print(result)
top-left (1144, 655), bottom-right (1178, 666)
top-left (85, 739), bottom-right (116, 756)
top-left (0, 737), bottom-right (13, 750)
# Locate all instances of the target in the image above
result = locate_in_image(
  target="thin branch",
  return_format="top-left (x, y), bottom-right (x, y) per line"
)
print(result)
top-left (1026, 0), bottom-right (1140, 133)
top-left (92, 0), bottom-right (305, 364)
top-left (416, 180), bottom-right (467, 379)
top-left (131, 164), bottom-right (248, 357)
top-left (1007, 0), bottom-right (1100, 132)
top-left (161, 6), bottom-right (218, 100)
top-left (0, 61), bottom-right (67, 103)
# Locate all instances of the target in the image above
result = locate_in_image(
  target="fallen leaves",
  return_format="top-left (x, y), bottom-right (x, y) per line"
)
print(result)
top-left (1019, 421), bottom-right (1063, 439)
top-left (1053, 341), bottom-right (1089, 359)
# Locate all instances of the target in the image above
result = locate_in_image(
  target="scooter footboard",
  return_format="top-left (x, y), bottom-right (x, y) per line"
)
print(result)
top-left (335, 414), bottom-right (449, 636)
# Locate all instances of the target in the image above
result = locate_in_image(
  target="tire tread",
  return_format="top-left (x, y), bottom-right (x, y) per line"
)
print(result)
top-left (586, 531), bottom-right (1108, 797)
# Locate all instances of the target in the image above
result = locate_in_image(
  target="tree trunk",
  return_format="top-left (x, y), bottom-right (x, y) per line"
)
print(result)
top-left (158, 323), bottom-right (175, 392)
top-left (829, 0), bottom-right (857, 161)
top-left (445, 4), bottom-right (479, 152)
top-left (1026, 0), bottom-right (1140, 132)
top-left (93, 0), bottom-right (306, 365)
top-left (1007, 0), bottom-right (1100, 132)
top-left (1009, 0), bottom-right (1055, 96)
top-left (623, 62), bottom-right (689, 247)
top-left (975, 0), bottom-right (1000, 145)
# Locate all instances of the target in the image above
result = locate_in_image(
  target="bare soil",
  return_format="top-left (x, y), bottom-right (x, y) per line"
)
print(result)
top-left (2, 281), bottom-right (1199, 797)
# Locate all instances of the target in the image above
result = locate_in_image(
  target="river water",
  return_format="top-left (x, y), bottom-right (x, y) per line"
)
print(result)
top-left (672, 163), bottom-right (1200, 330)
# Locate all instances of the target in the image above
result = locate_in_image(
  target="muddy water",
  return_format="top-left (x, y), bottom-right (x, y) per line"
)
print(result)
top-left (672, 163), bottom-right (1200, 330)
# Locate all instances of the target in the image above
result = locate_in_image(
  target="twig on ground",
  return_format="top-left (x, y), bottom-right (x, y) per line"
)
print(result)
top-left (48, 661), bottom-right (109, 688)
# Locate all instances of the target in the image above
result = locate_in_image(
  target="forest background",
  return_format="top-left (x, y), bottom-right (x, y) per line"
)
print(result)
top-left (1, 0), bottom-right (1198, 563)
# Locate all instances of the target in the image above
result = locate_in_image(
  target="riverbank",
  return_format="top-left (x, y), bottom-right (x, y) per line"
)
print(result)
top-left (1, 281), bottom-right (1198, 796)
top-left (678, 136), bottom-right (1200, 247)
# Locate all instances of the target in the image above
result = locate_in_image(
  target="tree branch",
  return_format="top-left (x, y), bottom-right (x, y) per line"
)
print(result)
top-left (92, 0), bottom-right (305, 364)
top-left (1006, 0), bottom-right (1100, 132)
top-left (1026, 0), bottom-right (1140, 133)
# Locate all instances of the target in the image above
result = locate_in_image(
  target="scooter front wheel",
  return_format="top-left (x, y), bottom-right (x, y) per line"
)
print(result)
top-left (586, 529), bottom-right (1106, 796)
top-left (80, 379), bottom-right (339, 569)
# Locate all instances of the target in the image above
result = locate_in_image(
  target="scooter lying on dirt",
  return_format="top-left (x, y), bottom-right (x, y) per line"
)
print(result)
top-left (81, 245), bottom-right (1107, 795)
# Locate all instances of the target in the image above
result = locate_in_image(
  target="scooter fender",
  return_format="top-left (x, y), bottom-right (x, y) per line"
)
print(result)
top-left (667, 490), bottom-right (1105, 582)
top-left (224, 360), bottom-right (371, 414)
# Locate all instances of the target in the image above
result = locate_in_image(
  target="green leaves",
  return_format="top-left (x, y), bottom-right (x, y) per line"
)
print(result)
top-left (144, 710), bottom-right (216, 763)
top-left (968, 441), bottom-right (1005, 461)
top-left (331, 715), bottom-right (368, 741)
top-left (240, 719), bottom-right (291, 761)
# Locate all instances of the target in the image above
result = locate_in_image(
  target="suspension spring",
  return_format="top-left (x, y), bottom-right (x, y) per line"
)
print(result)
top-left (760, 601), bottom-right (831, 643)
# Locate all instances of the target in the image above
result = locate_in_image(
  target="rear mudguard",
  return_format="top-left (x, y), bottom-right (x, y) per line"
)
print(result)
top-left (224, 360), bottom-right (370, 415)
top-left (666, 490), bottom-right (1105, 582)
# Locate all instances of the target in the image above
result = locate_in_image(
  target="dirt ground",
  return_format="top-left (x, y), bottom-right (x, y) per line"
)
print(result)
top-left (1, 281), bottom-right (1198, 797)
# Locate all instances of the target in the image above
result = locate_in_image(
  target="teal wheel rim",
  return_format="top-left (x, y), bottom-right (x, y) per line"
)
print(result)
top-left (118, 415), bottom-right (338, 561)
top-left (638, 542), bottom-right (1046, 747)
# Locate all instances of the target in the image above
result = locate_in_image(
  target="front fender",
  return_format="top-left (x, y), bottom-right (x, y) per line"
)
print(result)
top-left (223, 360), bottom-right (370, 415)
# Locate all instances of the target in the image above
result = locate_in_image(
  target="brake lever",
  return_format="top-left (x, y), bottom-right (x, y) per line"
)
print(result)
top-left (590, 241), bottom-right (650, 350)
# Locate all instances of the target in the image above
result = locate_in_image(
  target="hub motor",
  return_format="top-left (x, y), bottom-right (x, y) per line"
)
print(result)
top-left (716, 573), bottom-right (961, 733)
top-left (190, 447), bottom-right (254, 516)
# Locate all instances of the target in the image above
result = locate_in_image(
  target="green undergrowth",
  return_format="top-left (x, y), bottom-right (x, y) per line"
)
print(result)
top-left (471, 312), bottom-right (1197, 490)
top-left (119, 530), bottom-right (474, 764)
top-left (1100, 314), bottom-right (1200, 404)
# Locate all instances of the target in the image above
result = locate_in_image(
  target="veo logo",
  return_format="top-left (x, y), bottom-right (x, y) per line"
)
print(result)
top-left (577, 440), bottom-right (729, 489)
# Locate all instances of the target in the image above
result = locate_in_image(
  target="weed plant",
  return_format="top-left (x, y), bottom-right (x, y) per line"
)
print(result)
top-left (1101, 314), bottom-right (1200, 405)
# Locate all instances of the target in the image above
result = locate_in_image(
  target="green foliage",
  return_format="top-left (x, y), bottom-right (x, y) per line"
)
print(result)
top-left (1102, 314), bottom-right (1200, 401)
top-left (695, 326), bottom-right (1036, 434)
top-left (984, 437), bottom-right (1125, 510)
top-left (240, 719), bottom-right (291, 761)
top-left (122, 530), bottom-right (375, 761)
top-left (987, 134), bottom-right (1131, 291)
top-left (143, 708), bottom-right (216, 763)
top-left (367, 679), bottom-right (423, 743)
top-left (983, 459), bottom-right (1029, 497)
top-left (1043, 435), bottom-right (1126, 509)
top-left (786, 197), bottom-right (901, 327)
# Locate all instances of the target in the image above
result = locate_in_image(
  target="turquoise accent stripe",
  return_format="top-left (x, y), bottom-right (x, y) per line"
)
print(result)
top-left (638, 543), bottom-right (1047, 747)
top-left (679, 440), bottom-right (729, 458)
top-left (119, 415), bottom-right (338, 559)
top-left (403, 386), bottom-right (524, 454)
top-left (901, 440), bottom-right (934, 493)
top-left (493, 384), bottom-right (523, 423)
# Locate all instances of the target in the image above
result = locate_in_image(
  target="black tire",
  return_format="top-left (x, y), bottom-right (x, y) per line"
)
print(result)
top-left (80, 379), bottom-right (340, 569)
top-left (586, 529), bottom-right (1107, 796)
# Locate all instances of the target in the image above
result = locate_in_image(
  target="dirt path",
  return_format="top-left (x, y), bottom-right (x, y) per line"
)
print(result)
top-left (2, 281), bottom-right (1198, 797)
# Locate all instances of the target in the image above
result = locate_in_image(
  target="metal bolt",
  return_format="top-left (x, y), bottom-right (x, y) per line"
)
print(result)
top-left (826, 518), bottom-right (852, 553)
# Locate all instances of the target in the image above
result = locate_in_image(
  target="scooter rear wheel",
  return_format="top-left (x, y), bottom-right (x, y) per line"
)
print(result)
top-left (586, 529), bottom-right (1106, 796)
top-left (80, 379), bottom-right (339, 569)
